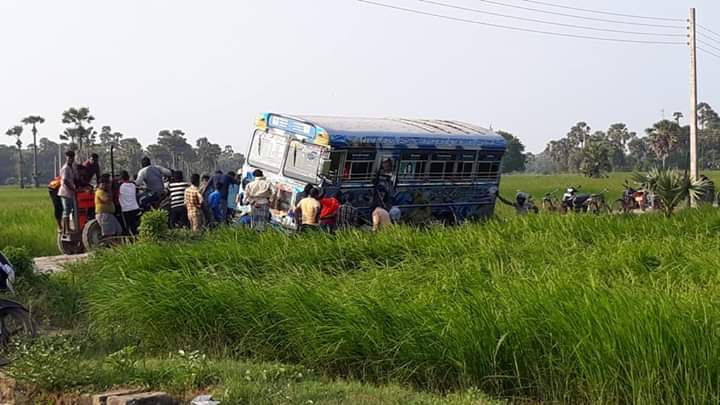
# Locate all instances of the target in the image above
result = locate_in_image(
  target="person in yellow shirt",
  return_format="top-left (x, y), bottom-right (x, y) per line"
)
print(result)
top-left (296, 187), bottom-right (321, 232)
top-left (94, 174), bottom-right (122, 237)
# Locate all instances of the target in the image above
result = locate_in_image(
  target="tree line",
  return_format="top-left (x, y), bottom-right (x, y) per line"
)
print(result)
top-left (7, 103), bottom-right (717, 185)
top-left (526, 102), bottom-right (720, 177)
top-left (3, 106), bottom-right (245, 186)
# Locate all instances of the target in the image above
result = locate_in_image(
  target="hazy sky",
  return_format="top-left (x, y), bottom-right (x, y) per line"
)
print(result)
top-left (1, 0), bottom-right (719, 154)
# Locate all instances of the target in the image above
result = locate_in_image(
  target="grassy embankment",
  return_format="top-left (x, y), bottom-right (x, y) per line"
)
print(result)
top-left (3, 175), bottom-right (720, 403)
top-left (67, 207), bottom-right (720, 404)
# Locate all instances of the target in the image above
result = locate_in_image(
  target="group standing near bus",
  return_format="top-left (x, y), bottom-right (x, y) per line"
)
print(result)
top-left (48, 113), bottom-right (507, 242)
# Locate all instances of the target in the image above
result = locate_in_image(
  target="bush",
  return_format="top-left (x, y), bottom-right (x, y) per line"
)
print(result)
top-left (8, 336), bottom-right (94, 392)
top-left (2, 245), bottom-right (34, 279)
top-left (138, 209), bottom-right (169, 242)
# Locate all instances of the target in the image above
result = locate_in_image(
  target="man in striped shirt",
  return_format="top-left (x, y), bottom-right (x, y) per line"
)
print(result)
top-left (168, 171), bottom-right (190, 228)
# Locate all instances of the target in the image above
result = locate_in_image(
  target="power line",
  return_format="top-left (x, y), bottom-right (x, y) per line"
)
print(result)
top-left (698, 24), bottom-right (720, 40)
top-left (698, 39), bottom-right (720, 54)
top-left (698, 32), bottom-right (720, 46)
top-left (418, 0), bottom-right (686, 37)
top-left (357, 0), bottom-right (687, 45)
top-left (698, 47), bottom-right (720, 60)
top-left (467, 0), bottom-right (685, 29)
top-left (516, 0), bottom-right (683, 22)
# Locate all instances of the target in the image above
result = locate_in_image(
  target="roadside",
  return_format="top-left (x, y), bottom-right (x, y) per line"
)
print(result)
top-left (32, 253), bottom-right (89, 274)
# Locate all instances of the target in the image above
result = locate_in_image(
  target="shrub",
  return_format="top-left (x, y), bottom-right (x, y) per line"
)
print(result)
top-left (2, 245), bottom-right (34, 279)
top-left (8, 336), bottom-right (94, 392)
top-left (632, 168), bottom-right (710, 217)
top-left (138, 209), bottom-right (169, 242)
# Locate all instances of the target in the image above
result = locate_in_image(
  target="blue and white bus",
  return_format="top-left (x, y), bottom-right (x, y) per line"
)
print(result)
top-left (245, 113), bottom-right (506, 227)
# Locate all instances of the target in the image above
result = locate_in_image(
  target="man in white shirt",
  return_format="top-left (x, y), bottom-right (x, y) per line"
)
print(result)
top-left (118, 170), bottom-right (141, 235)
top-left (57, 150), bottom-right (78, 233)
top-left (243, 169), bottom-right (274, 229)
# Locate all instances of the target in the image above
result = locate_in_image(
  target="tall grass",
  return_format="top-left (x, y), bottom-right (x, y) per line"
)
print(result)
top-left (73, 208), bottom-right (720, 404)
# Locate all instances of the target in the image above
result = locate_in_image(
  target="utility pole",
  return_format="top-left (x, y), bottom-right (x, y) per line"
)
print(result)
top-left (689, 8), bottom-right (699, 188)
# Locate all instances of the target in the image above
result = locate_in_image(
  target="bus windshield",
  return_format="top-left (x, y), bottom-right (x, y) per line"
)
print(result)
top-left (248, 129), bottom-right (288, 173)
top-left (283, 141), bottom-right (325, 184)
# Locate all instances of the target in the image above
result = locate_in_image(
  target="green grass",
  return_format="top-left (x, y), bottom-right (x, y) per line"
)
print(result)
top-left (65, 208), bottom-right (720, 404)
top-left (4, 176), bottom-right (720, 403)
top-left (7, 334), bottom-right (497, 404)
top-left (0, 187), bottom-right (57, 257)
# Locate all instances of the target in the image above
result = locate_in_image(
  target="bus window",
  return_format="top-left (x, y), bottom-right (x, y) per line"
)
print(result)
top-left (248, 129), bottom-right (288, 173)
top-left (325, 151), bottom-right (345, 182)
top-left (458, 162), bottom-right (474, 177)
top-left (477, 152), bottom-right (502, 180)
top-left (458, 152), bottom-right (476, 178)
top-left (342, 151), bottom-right (376, 181)
top-left (283, 141), bottom-right (324, 184)
top-left (428, 152), bottom-right (457, 181)
top-left (398, 152), bottom-right (428, 181)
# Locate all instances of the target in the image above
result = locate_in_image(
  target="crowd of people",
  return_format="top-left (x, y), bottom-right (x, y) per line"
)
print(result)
top-left (48, 151), bottom-right (405, 238)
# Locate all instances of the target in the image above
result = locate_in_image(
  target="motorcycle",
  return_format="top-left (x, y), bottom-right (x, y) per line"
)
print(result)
top-left (561, 186), bottom-right (612, 214)
top-left (561, 186), bottom-right (590, 213)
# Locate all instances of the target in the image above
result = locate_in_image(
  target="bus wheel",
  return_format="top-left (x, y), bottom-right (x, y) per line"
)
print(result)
top-left (57, 234), bottom-right (84, 255)
top-left (82, 219), bottom-right (104, 252)
top-left (436, 212), bottom-right (456, 226)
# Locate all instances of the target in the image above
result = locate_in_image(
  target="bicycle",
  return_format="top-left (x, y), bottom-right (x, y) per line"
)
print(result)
top-left (542, 189), bottom-right (561, 212)
top-left (585, 189), bottom-right (612, 214)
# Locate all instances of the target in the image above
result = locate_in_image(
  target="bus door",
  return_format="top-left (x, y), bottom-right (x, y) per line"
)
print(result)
top-left (375, 151), bottom-right (399, 205)
top-left (376, 151), bottom-right (399, 186)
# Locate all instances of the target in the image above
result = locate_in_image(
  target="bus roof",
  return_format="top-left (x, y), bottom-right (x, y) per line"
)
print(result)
top-left (264, 113), bottom-right (506, 151)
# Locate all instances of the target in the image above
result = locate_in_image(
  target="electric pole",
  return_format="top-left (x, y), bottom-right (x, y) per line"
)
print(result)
top-left (689, 8), bottom-right (698, 186)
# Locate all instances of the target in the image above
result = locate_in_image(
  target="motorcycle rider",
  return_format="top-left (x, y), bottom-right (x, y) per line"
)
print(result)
top-left (135, 157), bottom-right (172, 207)
top-left (496, 191), bottom-right (538, 215)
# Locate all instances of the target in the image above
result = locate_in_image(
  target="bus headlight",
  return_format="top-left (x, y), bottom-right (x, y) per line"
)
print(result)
top-left (256, 114), bottom-right (268, 129)
top-left (315, 128), bottom-right (329, 146)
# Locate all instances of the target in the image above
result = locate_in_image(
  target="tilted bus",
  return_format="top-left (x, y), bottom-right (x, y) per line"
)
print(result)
top-left (245, 113), bottom-right (507, 227)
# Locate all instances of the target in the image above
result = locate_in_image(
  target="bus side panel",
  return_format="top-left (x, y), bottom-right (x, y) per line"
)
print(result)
top-left (331, 182), bottom-right (499, 224)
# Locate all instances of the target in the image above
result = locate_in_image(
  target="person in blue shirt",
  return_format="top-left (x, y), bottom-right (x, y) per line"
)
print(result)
top-left (208, 182), bottom-right (224, 223)
top-left (226, 171), bottom-right (240, 223)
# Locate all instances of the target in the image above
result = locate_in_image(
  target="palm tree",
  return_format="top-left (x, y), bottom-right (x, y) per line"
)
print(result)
top-left (21, 115), bottom-right (45, 188)
top-left (697, 103), bottom-right (719, 130)
top-left (646, 120), bottom-right (681, 169)
top-left (672, 112), bottom-right (684, 125)
top-left (61, 107), bottom-right (96, 158)
top-left (5, 125), bottom-right (25, 188)
top-left (567, 122), bottom-right (591, 149)
top-left (633, 169), bottom-right (709, 217)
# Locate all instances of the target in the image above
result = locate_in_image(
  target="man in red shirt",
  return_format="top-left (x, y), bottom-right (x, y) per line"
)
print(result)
top-left (81, 153), bottom-right (101, 186)
top-left (319, 191), bottom-right (341, 231)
